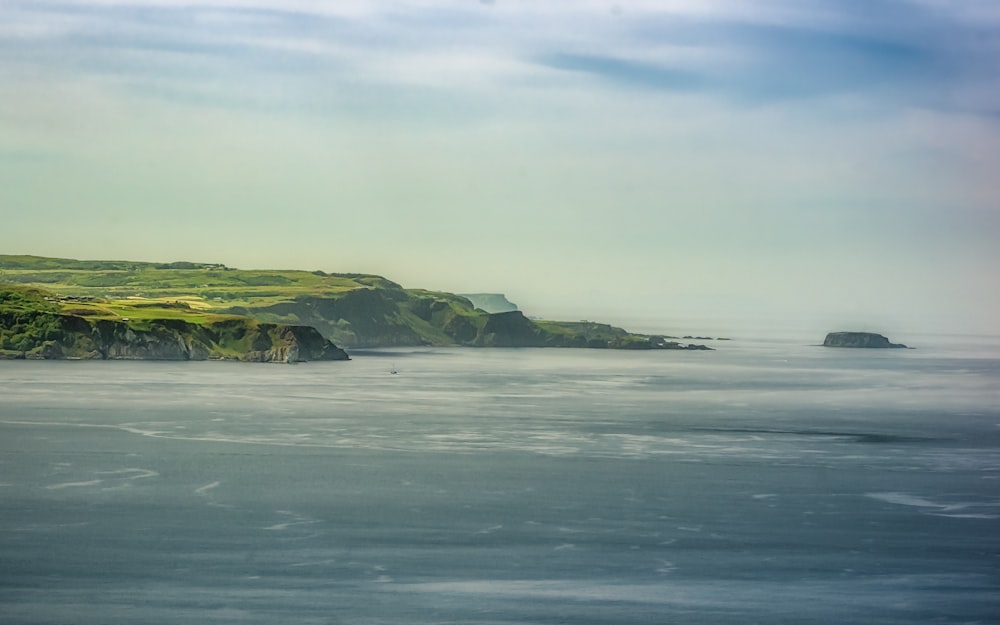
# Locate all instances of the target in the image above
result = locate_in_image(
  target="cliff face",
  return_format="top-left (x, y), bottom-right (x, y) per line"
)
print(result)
top-left (251, 294), bottom-right (710, 350)
top-left (0, 311), bottom-right (349, 362)
top-left (248, 288), bottom-right (428, 348)
top-left (95, 320), bottom-right (195, 360)
top-left (239, 324), bottom-right (349, 363)
top-left (474, 311), bottom-right (546, 347)
top-left (822, 332), bottom-right (907, 349)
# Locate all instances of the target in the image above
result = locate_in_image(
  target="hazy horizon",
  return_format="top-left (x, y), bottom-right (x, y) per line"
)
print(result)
top-left (2, 1), bottom-right (998, 336)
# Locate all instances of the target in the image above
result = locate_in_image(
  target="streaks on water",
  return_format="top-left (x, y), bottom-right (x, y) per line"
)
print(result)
top-left (262, 510), bottom-right (322, 533)
top-left (45, 479), bottom-right (103, 490)
top-left (44, 467), bottom-right (159, 491)
top-left (865, 492), bottom-right (1000, 519)
top-left (195, 481), bottom-right (221, 495)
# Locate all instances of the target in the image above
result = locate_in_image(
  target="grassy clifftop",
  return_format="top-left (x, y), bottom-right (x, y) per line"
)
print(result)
top-left (0, 255), bottom-right (708, 351)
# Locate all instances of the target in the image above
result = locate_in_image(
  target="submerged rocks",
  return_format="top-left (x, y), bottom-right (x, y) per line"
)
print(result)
top-left (823, 332), bottom-right (907, 349)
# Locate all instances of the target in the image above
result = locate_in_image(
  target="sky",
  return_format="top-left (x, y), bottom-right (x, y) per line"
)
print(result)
top-left (1, 0), bottom-right (998, 337)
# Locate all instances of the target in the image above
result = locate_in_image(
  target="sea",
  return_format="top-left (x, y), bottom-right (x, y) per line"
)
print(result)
top-left (1, 333), bottom-right (999, 624)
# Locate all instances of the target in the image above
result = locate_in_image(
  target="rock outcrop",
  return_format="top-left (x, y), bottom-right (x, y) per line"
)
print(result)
top-left (1, 310), bottom-right (349, 362)
top-left (822, 332), bottom-right (907, 349)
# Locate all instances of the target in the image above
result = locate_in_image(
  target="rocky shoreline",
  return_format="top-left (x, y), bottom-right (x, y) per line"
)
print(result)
top-left (0, 312), bottom-right (349, 363)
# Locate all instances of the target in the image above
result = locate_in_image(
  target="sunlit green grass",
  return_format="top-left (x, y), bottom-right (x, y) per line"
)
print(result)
top-left (0, 256), bottom-right (388, 319)
top-left (56, 299), bottom-right (243, 326)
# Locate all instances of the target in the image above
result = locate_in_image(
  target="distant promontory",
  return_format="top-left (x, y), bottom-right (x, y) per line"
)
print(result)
top-left (822, 332), bottom-right (908, 349)
top-left (0, 255), bottom-right (713, 359)
top-left (458, 293), bottom-right (519, 314)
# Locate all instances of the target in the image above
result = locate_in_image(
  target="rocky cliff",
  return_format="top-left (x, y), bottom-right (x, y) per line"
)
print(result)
top-left (0, 310), bottom-right (349, 362)
top-left (822, 332), bottom-right (907, 349)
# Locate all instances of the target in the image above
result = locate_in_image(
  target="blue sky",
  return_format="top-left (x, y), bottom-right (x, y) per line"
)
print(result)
top-left (1, 1), bottom-right (998, 336)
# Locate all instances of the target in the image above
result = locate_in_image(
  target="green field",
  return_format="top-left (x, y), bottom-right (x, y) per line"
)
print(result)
top-left (0, 255), bottom-right (389, 312)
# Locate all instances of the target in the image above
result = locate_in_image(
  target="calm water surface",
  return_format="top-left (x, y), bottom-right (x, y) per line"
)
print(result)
top-left (1, 336), bottom-right (999, 624)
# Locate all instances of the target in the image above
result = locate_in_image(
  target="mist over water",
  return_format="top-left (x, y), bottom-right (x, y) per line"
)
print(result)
top-left (1, 336), bottom-right (999, 624)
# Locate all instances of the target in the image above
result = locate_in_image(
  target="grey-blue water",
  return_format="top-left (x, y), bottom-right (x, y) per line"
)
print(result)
top-left (2, 336), bottom-right (999, 624)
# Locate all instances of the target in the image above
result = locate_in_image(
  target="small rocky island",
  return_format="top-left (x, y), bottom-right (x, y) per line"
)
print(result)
top-left (822, 332), bottom-right (908, 349)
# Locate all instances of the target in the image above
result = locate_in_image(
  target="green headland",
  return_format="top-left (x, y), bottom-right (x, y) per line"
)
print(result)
top-left (0, 255), bottom-right (710, 361)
